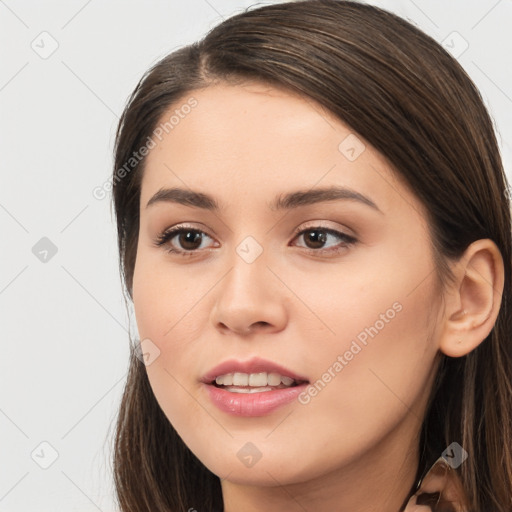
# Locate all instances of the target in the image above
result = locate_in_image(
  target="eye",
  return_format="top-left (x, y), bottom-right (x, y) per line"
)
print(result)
top-left (291, 226), bottom-right (357, 255)
top-left (154, 224), bottom-right (357, 258)
top-left (154, 224), bottom-right (217, 256)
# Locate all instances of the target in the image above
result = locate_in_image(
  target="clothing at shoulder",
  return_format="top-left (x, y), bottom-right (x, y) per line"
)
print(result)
top-left (403, 456), bottom-right (470, 512)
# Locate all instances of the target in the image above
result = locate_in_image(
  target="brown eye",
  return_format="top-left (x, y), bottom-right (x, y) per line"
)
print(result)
top-left (302, 229), bottom-right (328, 249)
top-left (176, 230), bottom-right (203, 250)
top-left (293, 227), bottom-right (357, 254)
top-left (155, 226), bottom-right (216, 255)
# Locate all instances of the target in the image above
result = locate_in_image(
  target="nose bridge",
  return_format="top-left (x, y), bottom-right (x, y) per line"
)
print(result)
top-left (211, 232), bottom-right (287, 334)
top-left (223, 234), bottom-right (270, 304)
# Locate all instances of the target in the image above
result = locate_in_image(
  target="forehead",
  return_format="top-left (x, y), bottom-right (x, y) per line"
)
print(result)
top-left (147, 81), bottom-right (344, 163)
top-left (140, 81), bottom-right (423, 221)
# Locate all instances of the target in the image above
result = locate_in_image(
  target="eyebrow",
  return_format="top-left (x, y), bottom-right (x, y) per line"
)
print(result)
top-left (145, 186), bottom-right (383, 214)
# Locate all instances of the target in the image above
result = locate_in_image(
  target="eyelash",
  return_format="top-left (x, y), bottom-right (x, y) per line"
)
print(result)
top-left (153, 224), bottom-right (357, 258)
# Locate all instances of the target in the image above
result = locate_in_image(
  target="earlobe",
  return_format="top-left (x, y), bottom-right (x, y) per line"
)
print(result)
top-left (438, 239), bottom-right (505, 358)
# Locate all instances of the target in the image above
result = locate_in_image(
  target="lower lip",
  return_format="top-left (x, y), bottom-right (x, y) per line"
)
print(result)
top-left (203, 383), bottom-right (309, 417)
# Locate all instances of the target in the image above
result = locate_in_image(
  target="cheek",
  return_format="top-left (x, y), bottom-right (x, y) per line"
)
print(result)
top-left (296, 258), bottom-right (439, 449)
top-left (132, 253), bottom-right (212, 420)
top-left (132, 251), bottom-right (206, 345)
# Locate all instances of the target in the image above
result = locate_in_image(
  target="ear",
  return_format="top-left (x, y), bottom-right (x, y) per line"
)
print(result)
top-left (438, 239), bottom-right (505, 358)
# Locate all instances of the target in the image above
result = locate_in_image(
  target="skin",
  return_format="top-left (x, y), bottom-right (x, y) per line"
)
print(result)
top-left (132, 81), bottom-right (504, 511)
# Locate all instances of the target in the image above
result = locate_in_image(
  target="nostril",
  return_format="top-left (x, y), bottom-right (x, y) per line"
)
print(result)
top-left (248, 321), bottom-right (271, 330)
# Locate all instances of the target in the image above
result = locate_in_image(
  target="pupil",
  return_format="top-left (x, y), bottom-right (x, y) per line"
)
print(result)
top-left (306, 230), bottom-right (326, 249)
top-left (180, 231), bottom-right (201, 250)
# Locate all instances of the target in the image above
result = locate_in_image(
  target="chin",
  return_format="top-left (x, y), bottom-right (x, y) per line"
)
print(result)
top-left (196, 445), bottom-right (325, 488)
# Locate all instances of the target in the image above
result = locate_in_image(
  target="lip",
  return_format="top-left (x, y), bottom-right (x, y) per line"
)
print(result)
top-left (203, 383), bottom-right (309, 417)
top-left (200, 357), bottom-right (310, 417)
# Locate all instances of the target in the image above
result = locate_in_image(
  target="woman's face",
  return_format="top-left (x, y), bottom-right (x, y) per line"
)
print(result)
top-left (132, 81), bottom-right (444, 498)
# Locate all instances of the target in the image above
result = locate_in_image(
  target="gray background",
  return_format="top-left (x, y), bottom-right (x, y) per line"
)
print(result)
top-left (1, 0), bottom-right (511, 510)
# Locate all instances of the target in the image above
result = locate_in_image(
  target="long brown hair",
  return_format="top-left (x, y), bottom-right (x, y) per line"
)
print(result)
top-left (110, 1), bottom-right (512, 510)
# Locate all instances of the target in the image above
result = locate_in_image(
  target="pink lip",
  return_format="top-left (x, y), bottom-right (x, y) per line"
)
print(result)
top-left (200, 357), bottom-right (310, 417)
top-left (203, 383), bottom-right (309, 417)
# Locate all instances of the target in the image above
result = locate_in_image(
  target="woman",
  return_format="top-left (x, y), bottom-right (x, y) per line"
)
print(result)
top-left (110, 1), bottom-right (512, 510)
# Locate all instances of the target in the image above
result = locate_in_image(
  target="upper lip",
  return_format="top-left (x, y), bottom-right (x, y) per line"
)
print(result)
top-left (201, 357), bottom-right (309, 384)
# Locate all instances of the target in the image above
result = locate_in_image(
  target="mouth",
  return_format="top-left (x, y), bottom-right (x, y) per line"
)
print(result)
top-left (200, 357), bottom-right (310, 416)
top-left (210, 371), bottom-right (308, 394)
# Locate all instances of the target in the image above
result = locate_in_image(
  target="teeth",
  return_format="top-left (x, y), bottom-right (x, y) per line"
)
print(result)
top-left (281, 376), bottom-right (294, 386)
top-left (233, 372), bottom-right (248, 386)
top-left (225, 386), bottom-right (274, 393)
top-left (248, 372), bottom-right (267, 386)
top-left (214, 372), bottom-right (297, 387)
top-left (267, 373), bottom-right (281, 386)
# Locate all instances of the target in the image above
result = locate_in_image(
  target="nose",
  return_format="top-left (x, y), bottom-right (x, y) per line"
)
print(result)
top-left (210, 250), bottom-right (288, 336)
